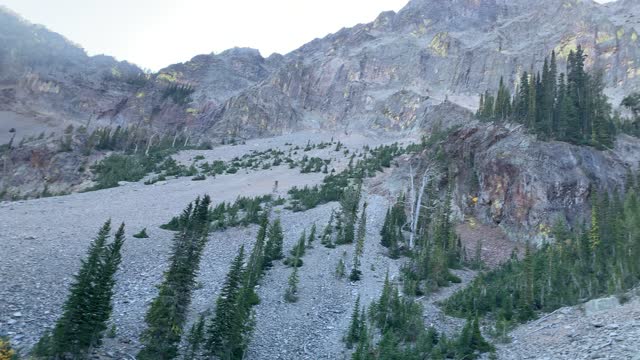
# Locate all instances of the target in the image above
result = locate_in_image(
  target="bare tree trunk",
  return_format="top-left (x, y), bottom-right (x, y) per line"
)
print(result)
top-left (409, 166), bottom-right (431, 249)
top-left (145, 134), bottom-right (156, 156)
top-left (408, 164), bottom-right (416, 248)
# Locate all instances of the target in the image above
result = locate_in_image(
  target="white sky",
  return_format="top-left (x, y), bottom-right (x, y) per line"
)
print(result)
top-left (0, 0), bottom-right (616, 71)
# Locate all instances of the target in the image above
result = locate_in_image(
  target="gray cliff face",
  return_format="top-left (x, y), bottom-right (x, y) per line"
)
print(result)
top-left (200, 0), bottom-right (640, 139)
top-left (0, 7), bottom-right (144, 128)
top-left (113, 48), bottom-right (284, 134)
top-left (3, 0), bottom-right (640, 141)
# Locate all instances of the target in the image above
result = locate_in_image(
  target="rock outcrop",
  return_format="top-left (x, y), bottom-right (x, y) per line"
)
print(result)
top-left (438, 123), bottom-right (640, 243)
top-left (196, 0), bottom-right (640, 139)
top-left (0, 6), bottom-right (144, 131)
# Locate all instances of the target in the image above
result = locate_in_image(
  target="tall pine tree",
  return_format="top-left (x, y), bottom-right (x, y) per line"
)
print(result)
top-left (138, 196), bottom-right (211, 360)
top-left (34, 221), bottom-right (126, 358)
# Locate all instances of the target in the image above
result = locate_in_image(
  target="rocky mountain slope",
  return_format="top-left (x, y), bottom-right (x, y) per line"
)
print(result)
top-left (0, 7), bottom-right (144, 133)
top-left (496, 290), bottom-right (640, 360)
top-left (2, 130), bottom-right (638, 359)
top-left (2, 0), bottom-right (640, 142)
top-left (2, 2), bottom-right (640, 358)
top-left (203, 0), bottom-right (640, 138)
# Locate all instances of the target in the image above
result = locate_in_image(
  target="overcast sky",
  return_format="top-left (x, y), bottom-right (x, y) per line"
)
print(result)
top-left (1, 0), bottom-right (617, 71)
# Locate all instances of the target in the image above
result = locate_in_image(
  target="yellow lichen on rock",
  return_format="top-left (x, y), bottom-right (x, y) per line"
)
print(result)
top-left (412, 23), bottom-right (428, 37)
top-left (555, 36), bottom-right (578, 59)
top-left (157, 72), bottom-right (179, 83)
top-left (538, 223), bottom-right (552, 237)
top-left (596, 32), bottom-right (614, 44)
top-left (430, 32), bottom-right (450, 57)
top-left (110, 67), bottom-right (122, 78)
top-left (467, 216), bottom-right (478, 228)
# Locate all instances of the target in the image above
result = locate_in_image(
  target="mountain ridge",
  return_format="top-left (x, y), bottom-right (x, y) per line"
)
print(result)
top-left (1, 0), bottom-right (639, 142)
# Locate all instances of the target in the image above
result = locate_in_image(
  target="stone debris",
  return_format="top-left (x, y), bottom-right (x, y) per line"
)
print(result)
top-left (495, 291), bottom-right (640, 360)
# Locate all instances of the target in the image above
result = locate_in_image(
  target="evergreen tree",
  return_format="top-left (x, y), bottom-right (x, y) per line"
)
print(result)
top-left (308, 223), bottom-right (317, 246)
top-left (92, 223), bottom-right (126, 344)
top-left (476, 49), bottom-right (615, 149)
top-left (515, 71), bottom-right (530, 122)
top-left (322, 213), bottom-right (336, 249)
top-left (250, 215), bottom-right (268, 273)
top-left (445, 186), bottom-right (640, 327)
top-left (494, 77), bottom-right (512, 121)
top-left (206, 246), bottom-right (249, 359)
top-left (184, 315), bottom-right (206, 360)
top-left (622, 92), bottom-right (640, 119)
top-left (457, 316), bottom-right (494, 358)
top-left (527, 71), bottom-right (537, 129)
top-left (336, 258), bottom-right (346, 279)
top-left (284, 242), bottom-right (303, 302)
top-left (589, 72), bottom-right (615, 148)
top-left (349, 251), bottom-right (362, 282)
top-left (477, 93), bottom-right (485, 118)
top-left (350, 203), bottom-right (368, 281)
top-left (360, 271), bottom-right (493, 359)
top-left (355, 203), bottom-right (367, 257)
top-left (380, 209), bottom-right (392, 248)
top-left (539, 57), bottom-right (554, 138)
top-left (284, 259), bottom-right (300, 303)
top-left (138, 196), bottom-right (210, 360)
top-left (244, 215), bottom-right (268, 306)
top-left (345, 296), bottom-right (362, 348)
top-left (264, 218), bottom-right (284, 267)
top-left (555, 73), bottom-right (571, 140)
top-left (481, 91), bottom-right (495, 120)
top-left (34, 221), bottom-right (126, 358)
top-left (285, 230), bottom-right (306, 267)
top-left (380, 196), bottom-right (406, 257)
top-left (549, 51), bottom-right (559, 131)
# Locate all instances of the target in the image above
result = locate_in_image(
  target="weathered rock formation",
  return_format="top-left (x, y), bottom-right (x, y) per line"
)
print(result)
top-left (2, 0), bottom-right (640, 141)
top-left (440, 123), bottom-right (640, 243)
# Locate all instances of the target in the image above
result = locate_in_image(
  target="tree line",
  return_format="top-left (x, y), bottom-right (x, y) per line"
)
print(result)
top-left (345, 274), bottom-right (493, 359)
top-left (444, 182), bottom-right (640, 335)
top-left (477, 47), bottom-right (616, 149)
top-left (287, 141), bottom-right (427, 213)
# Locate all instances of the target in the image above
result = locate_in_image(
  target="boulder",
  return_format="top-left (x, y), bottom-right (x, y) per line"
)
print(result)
top-left (584, 297), bottom-right (620, 316)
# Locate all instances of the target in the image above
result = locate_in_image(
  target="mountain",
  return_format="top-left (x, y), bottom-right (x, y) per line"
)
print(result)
top-left (2, 2), bottom-right (640, 358)
top-left (0, 6), bottom-right (143, 133)
top-left (200, 0), bottom-right (640, 138)
top-left (2, 0), bottom-right (639, 143)
top-left (2, 0), bottom-right (640, 204)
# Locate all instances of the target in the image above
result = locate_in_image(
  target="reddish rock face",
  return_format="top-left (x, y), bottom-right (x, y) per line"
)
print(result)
top-left (435, 124), bottom-right (640, 244)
